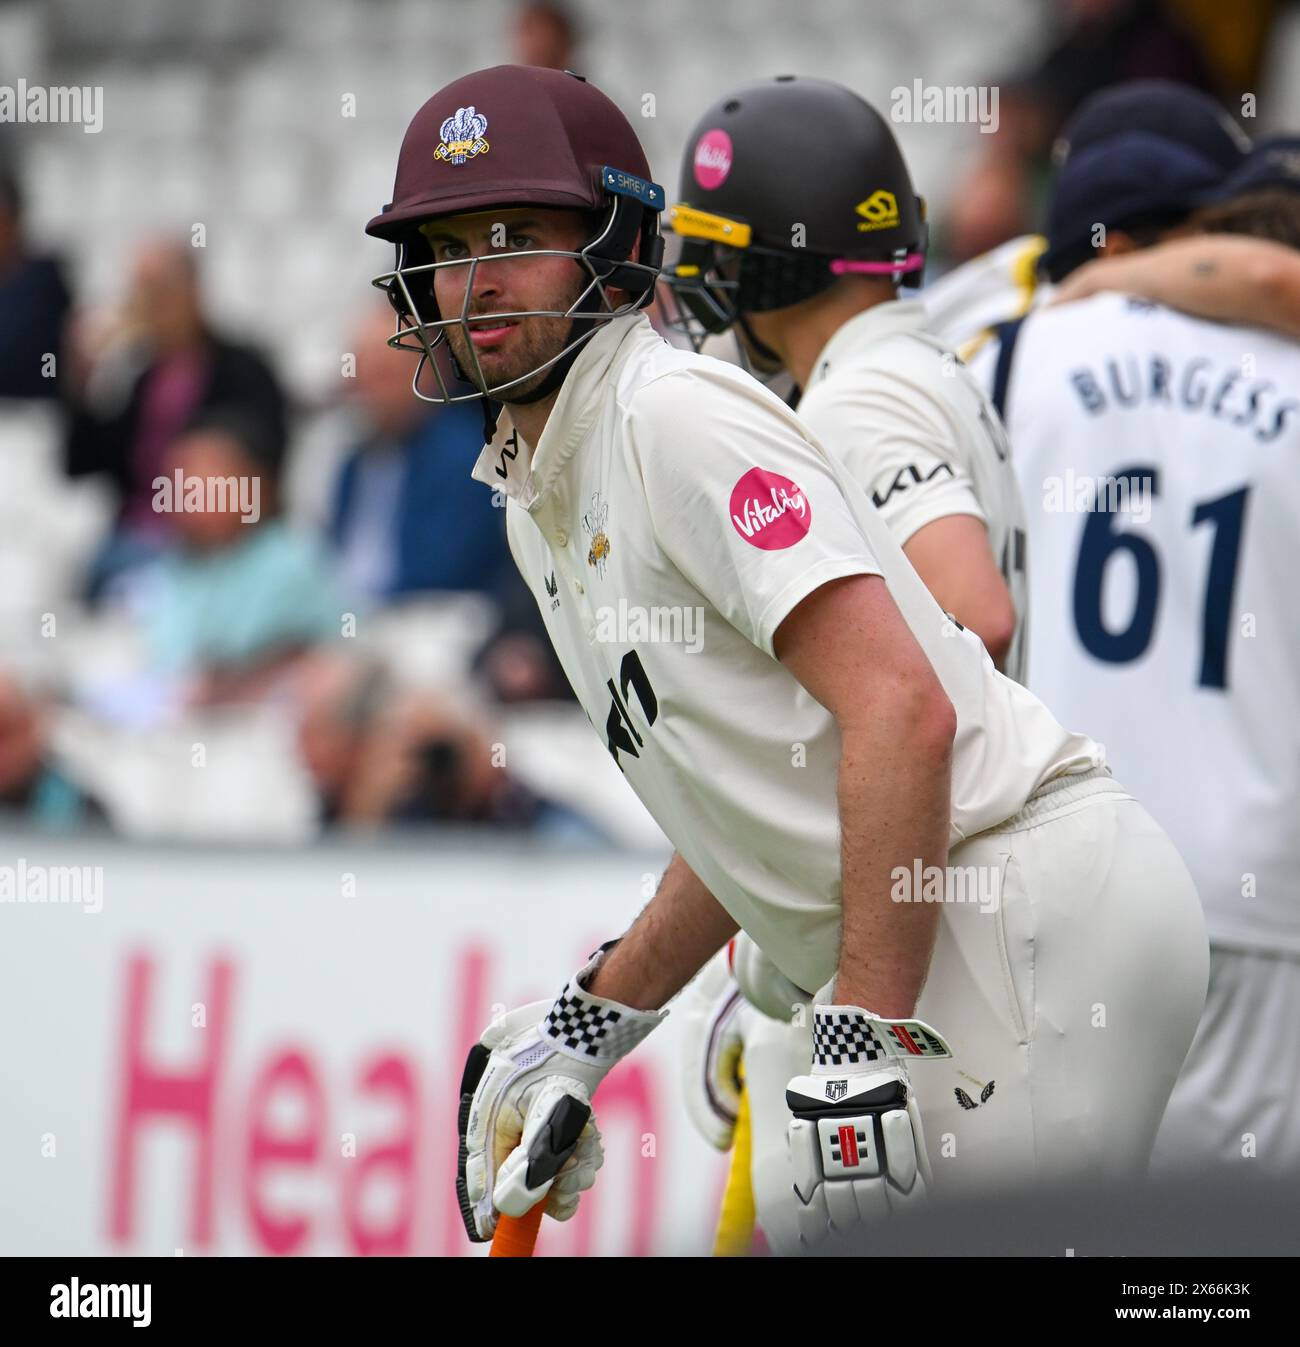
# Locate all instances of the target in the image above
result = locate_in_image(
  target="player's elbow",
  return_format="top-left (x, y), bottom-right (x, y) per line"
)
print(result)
top-left (836, 647), bottom-right (955, 755)
top-left (895, 664), bottom-right (957, 769)
top-left (1247, 251), bottom-right (1300, 336)
top-left (975, 596), bottom-right (1017, 672)
top-left (920, 676), bottom-right (958, 767)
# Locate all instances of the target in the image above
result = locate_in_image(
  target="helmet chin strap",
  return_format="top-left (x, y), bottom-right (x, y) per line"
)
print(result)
top-left (736, 312), bottom-right (783, 370)
top-left (481, 396), bottom-right (503, 444)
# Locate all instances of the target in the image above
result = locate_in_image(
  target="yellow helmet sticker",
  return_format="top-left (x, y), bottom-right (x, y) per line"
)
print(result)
top-left (855, 189), bottom-right (900, 232)
top-left (667, 203), bottom-right (753, 249)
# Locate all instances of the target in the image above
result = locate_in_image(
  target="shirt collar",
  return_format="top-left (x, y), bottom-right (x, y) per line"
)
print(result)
top-left (471, 313), bottom-right (649, 508)
top-left (805, 298), bottom-right (930, 391)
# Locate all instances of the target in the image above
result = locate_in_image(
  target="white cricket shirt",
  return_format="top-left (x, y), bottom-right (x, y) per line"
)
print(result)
top-left (1001, 293), bottom-right (1300, 956)
top-left (797, 299), bottom-right (1029, 684)
top-left (472, 313), bottom-right (1102, 992)
top-left (922, 234), bottom-right (1048, 359)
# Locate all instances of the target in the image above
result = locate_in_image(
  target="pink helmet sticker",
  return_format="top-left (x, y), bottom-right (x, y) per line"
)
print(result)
top-left (693, 129), bottom-right (734, 190)
top-left (730, 468), bottom-right (811, 550)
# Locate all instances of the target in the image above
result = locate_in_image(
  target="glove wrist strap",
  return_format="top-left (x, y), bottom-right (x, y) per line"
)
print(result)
top-left (812, 1005), bottom-right (953, 1072)
top-left (541, 940), bottom-right (667, 1067)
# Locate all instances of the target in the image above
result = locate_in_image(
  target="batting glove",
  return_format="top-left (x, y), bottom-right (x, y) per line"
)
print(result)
top-left (456, 941), bottom-right (666, 1242)
top-left (786, 1005), bottom-right (951, 1248)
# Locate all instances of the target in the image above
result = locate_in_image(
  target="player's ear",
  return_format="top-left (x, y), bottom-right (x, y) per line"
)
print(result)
top-left (1099, 230), bottom-right (1142, 260)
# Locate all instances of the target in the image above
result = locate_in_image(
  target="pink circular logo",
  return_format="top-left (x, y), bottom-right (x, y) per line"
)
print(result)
top-left (693, 128), bottom-right (733, 190)
top-left (729, 468), bottom-right (811, 550)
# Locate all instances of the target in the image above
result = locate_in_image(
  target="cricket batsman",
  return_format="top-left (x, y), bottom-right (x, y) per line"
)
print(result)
top-left (662, 77), bottom-right (1029, 1251)
top-left (365, 64), bottom-right (1208, 1250)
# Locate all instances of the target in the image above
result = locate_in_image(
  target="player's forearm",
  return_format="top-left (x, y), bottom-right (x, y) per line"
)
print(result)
top-left (833, 693), bottom-right (954, 1016)
top-left (1053, 236), bottom-right (1300, 339)
top-left (903, 519), bottom-right (1017, 672)
top-left (586, 852), bottom-right (739, 1011)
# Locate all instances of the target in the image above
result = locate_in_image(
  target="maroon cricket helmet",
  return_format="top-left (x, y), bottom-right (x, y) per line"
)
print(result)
top-left (367, 64), bottom-right (660, 237)
top-left (366, 66), bottom-right (665, 408)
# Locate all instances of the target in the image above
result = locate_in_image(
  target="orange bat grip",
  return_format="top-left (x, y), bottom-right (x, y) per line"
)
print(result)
top-left (489, 1201), bottom-right (545, 1257)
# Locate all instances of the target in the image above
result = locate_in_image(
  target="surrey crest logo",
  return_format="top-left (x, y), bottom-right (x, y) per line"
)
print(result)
top-left (435, 106), bottom-right (490, 164)
top-left (583, 492), bottom-right (612, 576)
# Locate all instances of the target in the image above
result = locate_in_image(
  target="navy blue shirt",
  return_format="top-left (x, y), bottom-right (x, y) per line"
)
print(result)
top-left (0, 254), bottom-right (70, 400)
top-left (330, 400), bottom-right (513, 600)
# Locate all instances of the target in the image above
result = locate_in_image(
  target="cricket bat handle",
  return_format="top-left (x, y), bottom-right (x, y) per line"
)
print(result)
top-left (488, 1094), bottom-right (592, 1258)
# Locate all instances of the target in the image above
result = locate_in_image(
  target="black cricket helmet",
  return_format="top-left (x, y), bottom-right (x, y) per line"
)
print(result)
top-left (661, 76), bottom-right (927, 351)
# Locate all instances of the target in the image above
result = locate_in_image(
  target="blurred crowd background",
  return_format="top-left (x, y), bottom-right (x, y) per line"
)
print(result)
top-left (1, 0), bottom-right (1296, 846)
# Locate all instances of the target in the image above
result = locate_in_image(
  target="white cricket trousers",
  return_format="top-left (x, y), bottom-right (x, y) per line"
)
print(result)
top-left (1150, 944), bottom-right (1300, 1176)
top-left (742, 768), bottom-right (1210, 1253)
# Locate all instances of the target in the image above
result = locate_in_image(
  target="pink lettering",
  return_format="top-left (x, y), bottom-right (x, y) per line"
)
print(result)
top-left (341, 1054), bottom-right (418, 1256)
top-left (109, 953), bottom-right (230, 1247)
top-left (244, 1050), bottom-right (323, 1254)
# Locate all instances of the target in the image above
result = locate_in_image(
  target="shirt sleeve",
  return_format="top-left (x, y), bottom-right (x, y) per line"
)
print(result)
top-left (626, 367), bottom-right (883, 658)
top-left (798, 369), bottom-right (987, 549)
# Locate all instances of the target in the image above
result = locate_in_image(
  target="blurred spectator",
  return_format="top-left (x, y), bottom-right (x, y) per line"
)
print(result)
top-left (0, 673), bottom-right (104, 829)
top-left (63, 238), bottom-right (287, 597)
top-left (510, 1), bottom-right (577, 70)
top-left (130, 407), bottom-right (341, 705)
top-left (295, 654), bottom-right (388, 823)
top-left (333, 308), bottom-right (574, 703)
top-left (944, 0), bottom-right (1239, 262)
top-left (472, 580), bottom-right (576, 703)
top-left (295, 651), bottom-right (577, 829)
top-left (330, 308), bottom-right (512, 601)
top-left (0, 165), bottom-right (71, 401)
top-left (1021, 0), bottom-right (1218, 122)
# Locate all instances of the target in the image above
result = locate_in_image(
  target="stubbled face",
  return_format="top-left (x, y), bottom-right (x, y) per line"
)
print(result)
top-left (421, 207), bottom-right (592, 401)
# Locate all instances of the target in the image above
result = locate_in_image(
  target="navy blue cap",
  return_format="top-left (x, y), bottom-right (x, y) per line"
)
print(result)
top-left (1052, 79), bottom-right (1250, 173)
top-left (1207, 134), bottom-right (1300, 202)
top-left (1042, 81), bottom-right (1250, 278)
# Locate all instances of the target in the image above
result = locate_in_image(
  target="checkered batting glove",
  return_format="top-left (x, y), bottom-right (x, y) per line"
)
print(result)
top-left (785, 1005), bottom-right (951, 1248)
top-left (456, 942), bottom-right (667, 1243)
